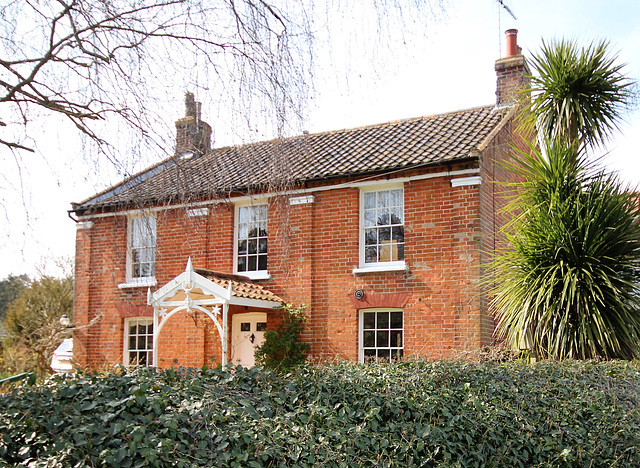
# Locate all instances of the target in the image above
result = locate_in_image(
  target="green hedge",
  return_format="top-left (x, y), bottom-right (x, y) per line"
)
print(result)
top-left (1, 361), bottom-right (640, 467)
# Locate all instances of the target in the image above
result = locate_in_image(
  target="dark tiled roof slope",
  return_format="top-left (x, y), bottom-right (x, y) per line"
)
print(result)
top-left (73, 105), bottom-right (507, 213)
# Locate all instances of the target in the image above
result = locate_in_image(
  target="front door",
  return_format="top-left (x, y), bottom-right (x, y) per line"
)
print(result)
top-left (231, 312), bottom-right (267, 367)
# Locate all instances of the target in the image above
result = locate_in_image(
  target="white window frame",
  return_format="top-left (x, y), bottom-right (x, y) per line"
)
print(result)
top-left (121, 214), bottom-right (157, 288)
top-left (233, 202), bottom-right (270, 280)
top-left (123, 317), bottom-right (154, 367)
top-left (358, 308), bottom-right (404, 363)
top-left (354, 183), bottom-right (407, 274)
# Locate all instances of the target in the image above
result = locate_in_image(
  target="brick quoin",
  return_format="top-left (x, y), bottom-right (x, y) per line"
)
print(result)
top-left (72, 31), bottom-right (529, 370)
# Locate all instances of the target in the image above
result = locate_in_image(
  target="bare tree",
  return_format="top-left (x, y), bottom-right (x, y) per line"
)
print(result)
top-left (1, 0), bottom-right (447, 161)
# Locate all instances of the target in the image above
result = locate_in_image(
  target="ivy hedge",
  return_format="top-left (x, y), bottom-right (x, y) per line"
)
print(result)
top-left (1, 360), bottom-right (640, 467)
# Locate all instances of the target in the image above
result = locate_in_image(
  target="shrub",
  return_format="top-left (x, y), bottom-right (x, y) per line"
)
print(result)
top-left (1, 361), bottom-right (640, 466)
top-left (255, 303), bottom-right (310, 371)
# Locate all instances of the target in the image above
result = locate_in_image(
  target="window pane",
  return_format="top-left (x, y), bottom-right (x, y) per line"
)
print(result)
top-left (378, 191), bottom-right (389, 208)
top-left (391, 205), bottom-right (403, 224)
top-left (365, 246), bottom-right (377, 263)
top-left (258, 222), bottom-right (268, 236)
top-left (364, 192), bottom-right (376, 210)
top-left (390, 189), bottom-right (403, 208)
top-left (237, 256), bottom-right (247, 272)
top-left (379, 227), bottom-right (391, 242)
top-left (377, 312), bottom-right (389, 329)
top-left (129, 336), bottom-right (136, 349)
top-left (378, 349), bottom-right (390, 362)
top-left (364, 210), bottom-right (376, 227)
top-left (390, 312), bottom-right (403, 329)
top-left (258, 238), bottom-right (267, 253)
top-left (390, 330), bottom-right (403, 347)
top-left (248, 256), bottom-right (257, 271)
top-left (238, 240), bottom-right (247, 255)
top-left (248, 239), bottom-right (257, 254)
top-left (379, 244), bottom-right (391, 262)
top-left (256, 322), bottom-right (267, 332)
top-left (363, 330), bottom-right (375, 347)
top-left (239, 207), bottom-right (248, 223)
top-left (365, 228), bottom-right (377, 246)
top-left (363, 313), bottom-right (375, 329)
top-left (392, 226), bottom-right (404, 243)
top-left (397, 244), bottom-right (405, 261)
top-left (378, 210), bottom-right (390, 226)
top-left (258, 255), bottom-right (267, 271)
top-left (376, 331), bottom-right (389, 347)
top-left (241, 322), bottom-right (251, 332)
top-left (238, 223), bottom-right (248, 239)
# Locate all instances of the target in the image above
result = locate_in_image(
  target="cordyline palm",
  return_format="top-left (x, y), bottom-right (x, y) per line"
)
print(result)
top-left (521, 38), bottom-right (632, 148)
top-left (491, 39), bottom-right (640, 359)
top-left (493, 141), bottom-right (640, 359)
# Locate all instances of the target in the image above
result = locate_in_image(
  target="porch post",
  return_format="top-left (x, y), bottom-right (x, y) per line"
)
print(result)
top-left (152, 308), bottom-right (159, 368)
top-left (222, 303), bottom-right (229, 365)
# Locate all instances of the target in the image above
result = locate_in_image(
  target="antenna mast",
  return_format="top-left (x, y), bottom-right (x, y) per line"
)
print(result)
top-left (497, 0), bottom-right (518, 56)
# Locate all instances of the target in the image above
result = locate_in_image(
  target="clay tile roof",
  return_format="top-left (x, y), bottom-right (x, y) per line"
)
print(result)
top-left (195, 269), bottom-right (283, 303)
top-left (72, 104), bottom-right (508, 213)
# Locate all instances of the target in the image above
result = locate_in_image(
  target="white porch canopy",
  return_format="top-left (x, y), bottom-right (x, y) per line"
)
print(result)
top-left (147, 258), bottom-right (282, 366)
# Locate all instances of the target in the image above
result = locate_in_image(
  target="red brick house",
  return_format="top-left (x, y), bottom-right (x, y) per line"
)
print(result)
top-left (70, 31), bottom-right (529, 370)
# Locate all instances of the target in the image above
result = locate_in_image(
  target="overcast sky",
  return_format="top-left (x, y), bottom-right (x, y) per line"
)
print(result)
top-left (1, 0), bottom-right (639, 279)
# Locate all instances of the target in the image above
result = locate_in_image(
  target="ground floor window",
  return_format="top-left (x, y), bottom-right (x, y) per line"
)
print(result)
top-left (124, 318), bottom-right (153, 366)
top-left (359, 309), bottom-right (403, 363)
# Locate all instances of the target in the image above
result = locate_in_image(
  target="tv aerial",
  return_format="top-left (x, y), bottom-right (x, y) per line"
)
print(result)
top-left (496, 0), bottom-right (518, 56)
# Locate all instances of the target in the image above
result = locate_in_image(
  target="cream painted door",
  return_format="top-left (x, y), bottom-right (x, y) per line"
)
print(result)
top-left (231, 312), bottom-right (267, 367)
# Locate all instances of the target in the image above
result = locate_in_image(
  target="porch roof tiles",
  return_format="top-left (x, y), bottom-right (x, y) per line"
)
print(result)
top-left (195, 269), bottom-right (283, 304)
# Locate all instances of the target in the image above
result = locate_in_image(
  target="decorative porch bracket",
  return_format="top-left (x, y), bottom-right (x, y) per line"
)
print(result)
top-left (148, 258), bottom-right (233, 366)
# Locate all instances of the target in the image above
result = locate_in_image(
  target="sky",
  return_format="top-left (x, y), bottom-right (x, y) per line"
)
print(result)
top-left (1, 0), bottom-right (639, 279)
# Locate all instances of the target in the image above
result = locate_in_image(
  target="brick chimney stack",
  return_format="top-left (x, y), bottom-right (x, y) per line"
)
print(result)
top-left (175, 92), bottom-right (212, 155)
top-left (495, 29), bottom-right (530, 106)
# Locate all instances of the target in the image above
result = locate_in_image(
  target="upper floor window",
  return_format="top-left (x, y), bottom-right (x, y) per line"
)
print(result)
top-left (360, 186), bottom-right (405, 269)
top-left (130, 215), bottom-right (156, 280)
top-left (235, 204), bottom-right (268, 279)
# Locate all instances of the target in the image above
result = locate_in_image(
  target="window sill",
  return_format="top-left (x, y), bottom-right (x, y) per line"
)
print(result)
top-left (236, 270), bottom-right (271, 280)
top-left (118, 278), bottom-right (158, 289)
top-left (353, 262), bottom-right (407, 275)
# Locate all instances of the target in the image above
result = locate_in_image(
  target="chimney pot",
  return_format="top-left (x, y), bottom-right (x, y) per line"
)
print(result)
top-left (505, 29), bottom-right (518, 57)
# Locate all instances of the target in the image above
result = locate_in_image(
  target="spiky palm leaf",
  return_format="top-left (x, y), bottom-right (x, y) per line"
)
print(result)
top-left (492, 141), bottom-right (640, 359)
top-left (522, 39), bottom-right (632, 148)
